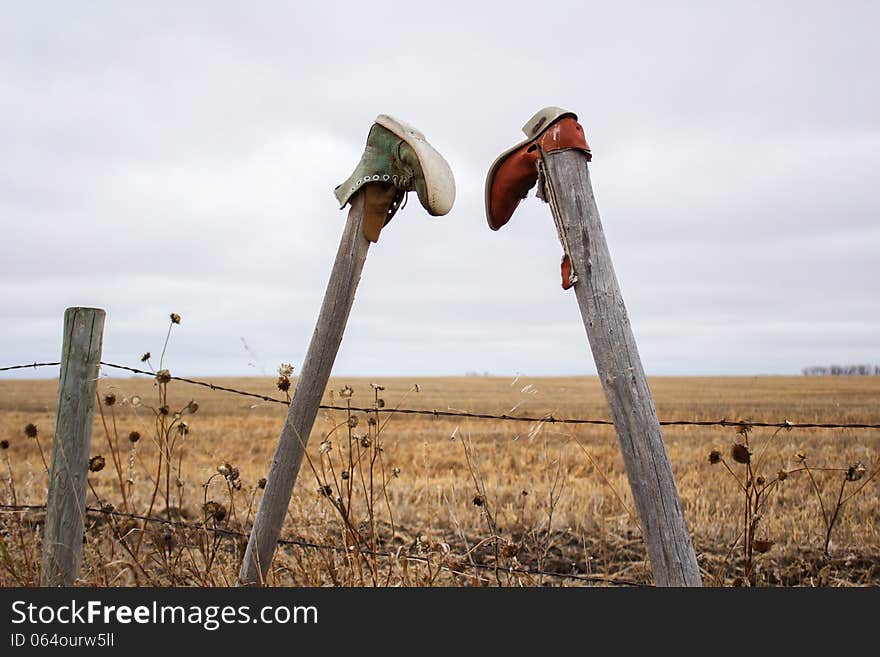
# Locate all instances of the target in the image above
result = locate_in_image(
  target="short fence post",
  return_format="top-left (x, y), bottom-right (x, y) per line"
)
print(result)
top-left (41, 307), bottom-right (105, 586)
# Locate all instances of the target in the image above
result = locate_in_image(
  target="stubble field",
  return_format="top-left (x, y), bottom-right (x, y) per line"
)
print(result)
top-left (1, 374), bottom-right (878, 586)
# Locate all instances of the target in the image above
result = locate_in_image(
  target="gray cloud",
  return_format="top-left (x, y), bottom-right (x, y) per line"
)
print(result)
top-left (1, 1), bottom-right (878, 378)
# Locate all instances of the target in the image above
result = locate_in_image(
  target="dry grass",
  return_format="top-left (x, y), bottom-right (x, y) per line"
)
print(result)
top-left (1, 373), bottom-right (878, 587)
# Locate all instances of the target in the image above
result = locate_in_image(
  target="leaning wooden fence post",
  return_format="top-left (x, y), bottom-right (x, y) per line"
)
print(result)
top-left (485, 108), bottom-right (701, 586)
top-left (41, 307), bottom-right (105, 586)
top-left (239, 115), bottom-right (455, 585)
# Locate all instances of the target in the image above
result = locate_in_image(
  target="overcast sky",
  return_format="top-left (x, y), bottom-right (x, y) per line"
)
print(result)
top-left (1, 1), bottom-right (877, 378)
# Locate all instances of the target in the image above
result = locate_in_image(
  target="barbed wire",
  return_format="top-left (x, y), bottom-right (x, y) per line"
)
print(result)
top-left (3, 360), bottom-right (880, 430)
top-left (0, 362), bottom-right (61, 372)
top-left (0, 503), bottom-right (641, 586)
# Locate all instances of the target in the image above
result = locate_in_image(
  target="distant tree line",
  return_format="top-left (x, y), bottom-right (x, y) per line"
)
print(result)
top-left (802, 364), bottom-right (880, 376)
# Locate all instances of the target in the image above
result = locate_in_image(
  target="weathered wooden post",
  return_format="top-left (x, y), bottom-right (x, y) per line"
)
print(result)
top-left (41, 306), bottom-right (105, 586)
top-left (485, 108), bottom-right (701, 586)
top-left (239, 115), bottom-right (455, 585)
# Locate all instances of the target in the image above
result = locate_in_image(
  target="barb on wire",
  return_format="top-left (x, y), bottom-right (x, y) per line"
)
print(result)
top-left (0, 503), bottom-right (640, 586)
top-left (3, 360), bottom-right (880, 431)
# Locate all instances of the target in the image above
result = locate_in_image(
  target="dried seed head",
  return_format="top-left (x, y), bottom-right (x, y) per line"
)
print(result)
top-left (0, 439), bottom-right (9, 450)
top-left (140, 352), bottom-right (151, 363)
top-left (319, 439), bottom-right (332, 454)
top-left (89, 455), bottom-right (106, 472)
top-left (230, 466), bottom-right (240, 481)
top-left (367, 416), bottom-right (377, 427)
top-left (777, 469), bottom-right (788, 482)
top-left (24, 423), bottom-right (38, 439)
top-left (103, 393), bottom-right (117, 407)
top-left (277, 376), bottom-right (291, 393)
top-left (177, 421), bottom-right (189, 436)
top-left (347, 416), bottom-right (359, 428)
top-left (847, 462), bottom-right (866, 482)
top-left (339, 385), bottom-right (354, 399)
top-left (753, 539), bottom-right (775, 554)
top-left (755, 475), bottom-right (766, 486)
top-left (257, 477), bottom-right (267, 489)
top-left (318, 484), bottom-right (333, 497)
top-left (731, 443), bottom-right (752, 464)
top-left (217, 463), bottom-right (231, 477)
top-left (473, 494), bottom-right (485, 507)
top-left (369, 382), bottom-right (385, 391)
top-left (158, 405), bottom-right (169, 416)
top-left (341, 470), bottom-right (349, 480)
top-left (795, 451), bottom-right (806, 462)
top-left (413, 383), bottom-right (421, 393)
top-left (130, 395), bottom-right (142, 408)
top-left (155, 369), bottom-right (172, 384)
top-left (708, 450), bottom-right (722, 465)
top-left (203, 501), bottom-right (227, 521)
top-left (360, 436), bottom-right (372, 449)
top-left (278, 363), bottom-right (294, 378)
top-left (376, 399), bottom-right (385, 409)
top-left (391, 467), bottom-right (401, 478)
top-left (232, 479), bottom-right (242, 490)
top-left (128, 431), bottom-right (141, 443)
top-left (170, 313), bottom-right (181, 324)
top-left (186, 400), bottom-right (199, 414)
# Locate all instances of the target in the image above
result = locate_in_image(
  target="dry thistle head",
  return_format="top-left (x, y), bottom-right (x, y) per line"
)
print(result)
top-left (339, 385), bottom-right (354, 399)
top-left (795, 451), bottom-right (807, 463)
top-left (318, 484), bottom-right (333, 497)
top-left (0, 439), bottom-right (9, 450)
top-left (708, 449), bottom-right (722, 465)
top-left (847, 462), bottom-right (866, 482)
top-left (731, 443), bottom-right (752, 464)
top-left (186, 400), bottom-right (199, 414)
top-left (128, 431), bottom-right (141, 443)
top-left (367, 416), bottom-right (377, 427)
top-left (257, 477), bottom-right (267, 489)
top-left (177, 421), bottom-right (189, 436)
top-left (158, 405), bottom-right (170, 416)
top-left (360, 435), bottom-right (372, 449)
top-left (89, 455), bottom-right (106, 472)
top-left (103, 392), bottom-right (117, 406)
top-left (319, 439), bottom-right (332, 454)
top-left (777, 469), bottom-right (788, 482)
top-left (753, 539), bottom-right (775, 554)
top-left (472, 494), bottom-right (485, 507)
top-left (155, 369), bottom-right (172, 384)
top-left (130, 395), bottom-right (142, 408)
top-left (413, 383), bottom-right (420, 393)
top-left (347, 416), bottom-right (359, 428)
top-left (170, 313), bottom-right (181, 325)
top-left (140, 352), bottom-right (151, 362)
top-left (217, 463), bottom-right (231, 477)
top-left (369, 382), bottom-right (385, 391)
top-left (24, 423), bottom-right (37, 439)
top-left (391, 467), bottom-right (401, 478)
top-left (341, 470), bottom-right (349, 480)
top-left (756, 475), bottom-right (766, 486)
top-left (376, 398), bottom-right (385, 409)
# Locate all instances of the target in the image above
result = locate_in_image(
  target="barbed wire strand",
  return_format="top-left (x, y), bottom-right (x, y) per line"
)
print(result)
top-left (0, 503), bottom-right (640, 586)
top-left (3, 360), bottom-right (880, 430)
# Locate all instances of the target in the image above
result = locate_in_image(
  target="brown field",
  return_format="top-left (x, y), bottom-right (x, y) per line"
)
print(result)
top-left (1, 373), bottom-right (878, 586)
